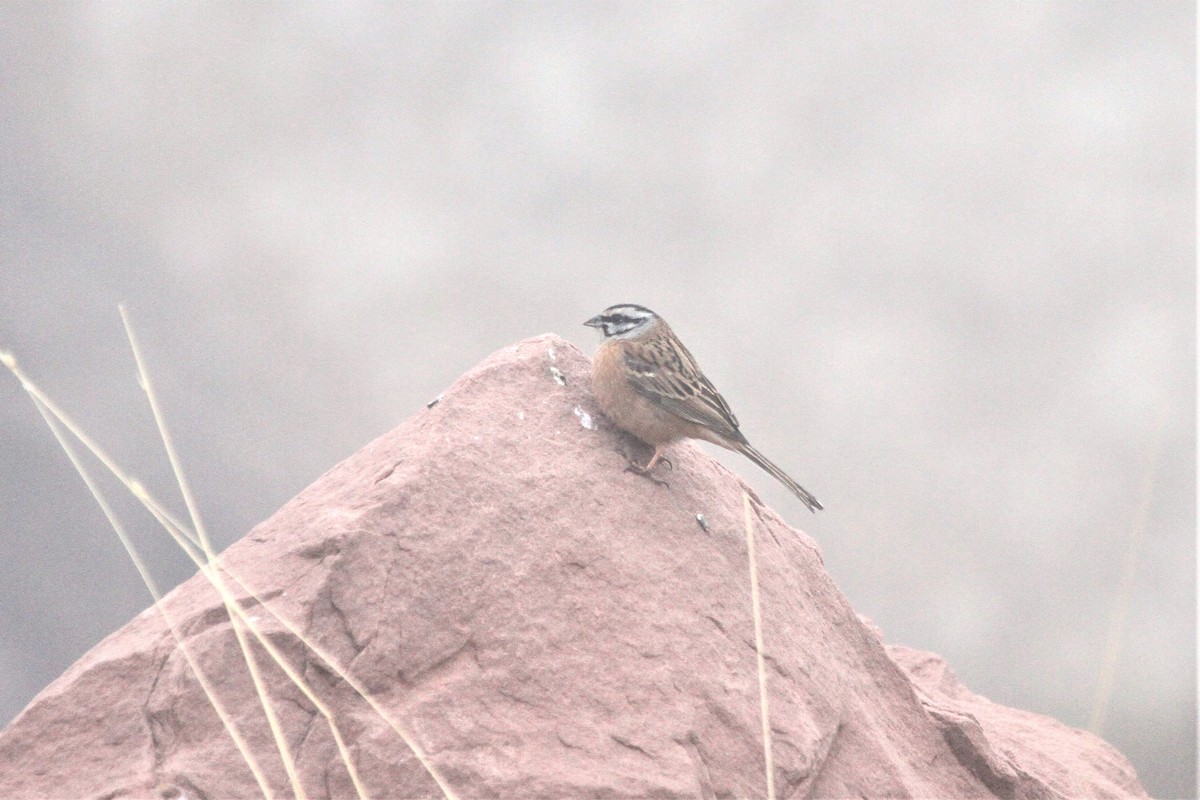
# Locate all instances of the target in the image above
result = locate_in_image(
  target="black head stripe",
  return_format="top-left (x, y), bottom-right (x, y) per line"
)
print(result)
top-left (605, 303), bottom-right (654, 316)
top-left (591, 304), bottom-right (658, 338)
top-left (607, 304), bottom-right (653, 323)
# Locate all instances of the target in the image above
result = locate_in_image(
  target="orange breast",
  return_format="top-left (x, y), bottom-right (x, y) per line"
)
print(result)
top-left (591, 341), bottom-right (697, 446)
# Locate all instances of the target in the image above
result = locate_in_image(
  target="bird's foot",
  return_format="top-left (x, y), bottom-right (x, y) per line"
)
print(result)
top-left (618, 441), bottom-right (672, 487)
top-left (624, 459), bottom-right (671, 488)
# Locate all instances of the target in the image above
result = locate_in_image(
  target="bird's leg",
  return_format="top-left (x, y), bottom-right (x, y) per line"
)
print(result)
top-left (623, 444), bottom-right (671, 487)
top-left (648, 448), bottom-right (676, 472)
top-left (643, 447), bottom-right (673, 472)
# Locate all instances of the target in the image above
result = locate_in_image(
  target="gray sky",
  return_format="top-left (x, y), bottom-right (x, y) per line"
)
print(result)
top-left (0, 3), bottom-right (1194, 796)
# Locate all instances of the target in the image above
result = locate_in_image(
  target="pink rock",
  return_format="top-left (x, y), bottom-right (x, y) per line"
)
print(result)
top-left (0, 335), bottom-right (1147, 799)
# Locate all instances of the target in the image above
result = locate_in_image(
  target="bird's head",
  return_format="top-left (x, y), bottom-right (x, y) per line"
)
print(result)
top-left (583, 304), bottom-right (659, 339)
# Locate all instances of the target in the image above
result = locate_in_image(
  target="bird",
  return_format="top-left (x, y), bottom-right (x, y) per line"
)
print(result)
top-left (584, 303), bottom-right (822, 512)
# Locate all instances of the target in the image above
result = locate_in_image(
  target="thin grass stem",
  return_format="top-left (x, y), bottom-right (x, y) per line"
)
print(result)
top-left (30, 396), bottom-right (276, 799)
top-left (4, 346), bottom-right (456, 799)
top-left (742, 492), bottom-right (776, 800)
top-left (119, 308), bottom-right (307, 800)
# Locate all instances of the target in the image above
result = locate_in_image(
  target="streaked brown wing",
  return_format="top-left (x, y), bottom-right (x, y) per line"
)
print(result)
top-left (622, 334), bottom-right (747, 444)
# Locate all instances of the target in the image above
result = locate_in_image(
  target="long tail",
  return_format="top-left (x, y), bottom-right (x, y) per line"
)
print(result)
top-left (736, 442), bottom-right (823, 513)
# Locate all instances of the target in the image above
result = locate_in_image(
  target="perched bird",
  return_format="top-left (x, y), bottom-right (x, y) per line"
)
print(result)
top-left (584, 303), bottom-right (822, 512)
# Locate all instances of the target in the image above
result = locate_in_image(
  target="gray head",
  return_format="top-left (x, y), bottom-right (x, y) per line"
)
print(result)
top-left (583, 304), bottom-right (659, 338)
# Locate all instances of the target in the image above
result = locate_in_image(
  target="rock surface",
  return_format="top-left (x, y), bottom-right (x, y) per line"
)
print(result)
top-left (0, 335), bottom-right (1147, 799)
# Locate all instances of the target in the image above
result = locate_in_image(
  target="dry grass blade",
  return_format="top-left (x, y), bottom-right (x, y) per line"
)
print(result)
top-left (27, 395), bottom-right (277, 799)
top-left (1088, 421), bottom-right (1166, 736)
top-left (3, 342), bottom-right (457, 799)
top-left (120, 308), bottom-right (308, 800)
top-left (742, 492), bottom-right (776, 800)
top-left (120, 309), bottom-right (455, 798)
top-left (127, 470), bottom-right (376, 799)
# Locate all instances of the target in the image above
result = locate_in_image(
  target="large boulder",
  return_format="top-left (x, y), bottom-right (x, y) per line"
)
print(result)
top-left (0, 335), bottom-right (1146, 799)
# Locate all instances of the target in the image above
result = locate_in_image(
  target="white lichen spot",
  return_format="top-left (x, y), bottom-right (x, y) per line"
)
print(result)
top-left (517, 410), bottom-right (525, 421)
top-left (549, 366), bottom-right (567, 386)
top-left (573, 406), bottom-right (595, 430)
top-left (473, 435), bottom-right (481, 442)
top-left (547, 344), bottom-right (557, 361)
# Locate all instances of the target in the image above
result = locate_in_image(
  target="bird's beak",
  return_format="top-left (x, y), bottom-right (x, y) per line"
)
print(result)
top-left (583, 315), bottom-right (604, 328)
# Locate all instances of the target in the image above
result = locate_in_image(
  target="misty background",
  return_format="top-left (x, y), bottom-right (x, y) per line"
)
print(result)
top-left (0, 3), bottom-right (1194, 796)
